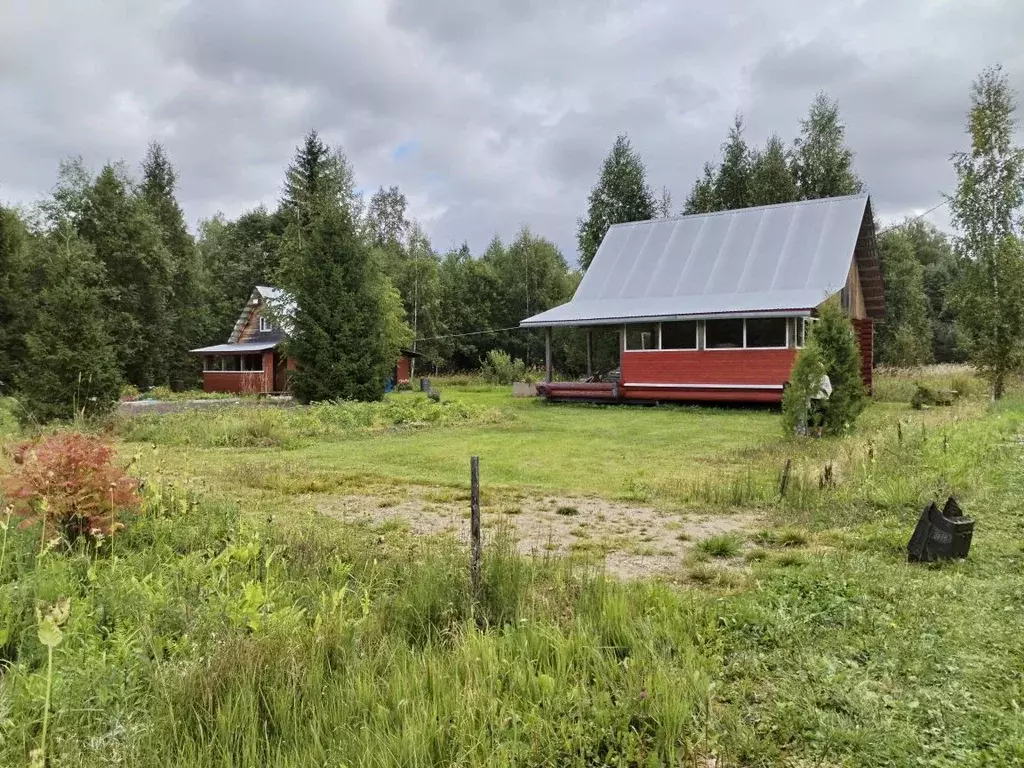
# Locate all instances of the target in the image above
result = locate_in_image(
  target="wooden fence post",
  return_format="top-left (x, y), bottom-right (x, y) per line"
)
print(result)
top-left (778, 458), bottom-right (792, 498)
top-left (470, 456), bottom-right (481, 595)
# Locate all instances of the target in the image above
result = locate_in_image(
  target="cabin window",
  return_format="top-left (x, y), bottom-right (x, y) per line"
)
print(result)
top-left (222, 355), bottom-right (240, 371)
top-left (259, 315), bottom-right (273, 333)
top-left (704, 319), bottom-right (744, 349)
top-left (745, 318), bottom-right (788, 348)
top-left (660, 321), bottom-right (698, 350)
top-left (625, 324), bottom-right (659, 351)
top-left (797, 317), bottom-right (817, 348)
top-left (203, 356), bottom-right (218, 372)
top-left (242, 354), bottom-right (264, 372)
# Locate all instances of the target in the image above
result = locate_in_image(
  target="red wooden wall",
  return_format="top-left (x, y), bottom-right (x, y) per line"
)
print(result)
top-left (396, 355), bottom-right (411, 384)
top-left (202, 350), bottom-right (275, 394)
top-left (620, 349), bottom-right (798, 403)
top-left (853, 318), bottom-right (874, 392)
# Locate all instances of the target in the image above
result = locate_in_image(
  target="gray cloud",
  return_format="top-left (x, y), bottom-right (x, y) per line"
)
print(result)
top-left (1, 0), bottom-right (1023, 260)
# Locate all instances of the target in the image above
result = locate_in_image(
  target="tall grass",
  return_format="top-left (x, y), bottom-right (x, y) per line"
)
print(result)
top-left (113, 395), bottom-right (506, 448)
top-left (0, 482), bottom-right (719, 766)
top-left (873, 364), bottom-right (989, 403)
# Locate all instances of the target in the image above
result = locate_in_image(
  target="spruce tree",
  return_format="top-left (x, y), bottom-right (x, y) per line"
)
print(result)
top-left (749, 135), bottom-right (799, 206)
top-left (279, 136), bottom-right (408, 402)
top-left (714, 114), bottom-right (752, 210)
top-left (792, 93), bottom-right (863, 200)
top-left (577, 134), bottom-right (656, 270)
top-left (141, 142), bottom-right (209, 384)
top-left (77, 163), bottom-right (172, 388)
top-left (876, 228), bottom-right (934, 366)
top-left (0, 207), bottom-right (29, 393)
top-left (949, 65), bottom-right (1024, 398)
top-left (15, 223), bottom-right (121, 422)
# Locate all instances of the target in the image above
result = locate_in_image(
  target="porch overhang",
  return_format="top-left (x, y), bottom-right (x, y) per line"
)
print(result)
top-left (190, 341), bottom-right (280, 354)
top-left (520, 306), bottom-right (814, 329)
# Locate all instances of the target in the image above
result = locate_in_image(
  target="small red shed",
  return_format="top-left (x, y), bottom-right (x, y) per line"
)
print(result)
top-left (522, 194), bottom-right (885, 404)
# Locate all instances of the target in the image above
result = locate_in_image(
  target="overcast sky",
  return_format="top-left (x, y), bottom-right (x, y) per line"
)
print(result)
top-left (2, 0), bottom-right (1023, 263)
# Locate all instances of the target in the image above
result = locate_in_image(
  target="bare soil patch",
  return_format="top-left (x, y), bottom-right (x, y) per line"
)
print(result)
top-left (314, 487), bottom-right (761, 579)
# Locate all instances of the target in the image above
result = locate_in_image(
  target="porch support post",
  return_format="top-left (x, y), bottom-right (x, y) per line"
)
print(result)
top-left (585, 329), bottom-right (593, 376)
top-left (545, 327), bottom-right (553, 383)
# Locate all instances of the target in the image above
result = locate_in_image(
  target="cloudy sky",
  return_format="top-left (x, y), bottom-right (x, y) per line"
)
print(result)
top-left (2, 0), bottom-right (1022, 263)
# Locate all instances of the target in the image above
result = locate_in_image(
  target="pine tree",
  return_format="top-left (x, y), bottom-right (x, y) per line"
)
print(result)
top-left (792, 93), bottom-right (863, 200)
top-left (577, 134), bottom-right (656, 270)
top-left (714, 114), bottom-right (752, 210)
top-left (15, 222), bottom-right (121, 422)
top-left (683, 162), bottom-right (720, 214)
top-left (876, 228), bottom-right (933, 366)
top-left (141, 142), bottom-right (209, 384)
top-left (814, 300), bottom-right (866, 435)
top-left (279, 138), bottom-right (408, 402)
top-left (949, 65), bottom-right (1024, 399)
top-left (749, 134), bottom-right (799, 206)
top-left (77, 163), bottom-right (173, 388)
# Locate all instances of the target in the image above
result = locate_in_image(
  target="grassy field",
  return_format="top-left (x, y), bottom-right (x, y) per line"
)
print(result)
top-left (2, 368), bottom-right (1024, 765)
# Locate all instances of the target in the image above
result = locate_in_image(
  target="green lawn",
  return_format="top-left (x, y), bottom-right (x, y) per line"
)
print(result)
top-left (125, 384), bottom-right (925, 510)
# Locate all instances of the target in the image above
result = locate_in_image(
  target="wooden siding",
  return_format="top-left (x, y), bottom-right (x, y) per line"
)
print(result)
top-left (845, 259), bottom-right (867, 319)
top-left (202, 350), bottom-right (275, 394)
top-left (853, 318), bottom-right (874, 392)
top-left (621, 348), bottom-right (797, 387)
top-left (396, 355), bottom-right (412, 384)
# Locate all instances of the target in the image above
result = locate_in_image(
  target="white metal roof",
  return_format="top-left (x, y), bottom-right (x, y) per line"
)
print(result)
top-left (522, 194), bottom-right (873, 327)
top-left (190, 341), bottom-right (280, 354)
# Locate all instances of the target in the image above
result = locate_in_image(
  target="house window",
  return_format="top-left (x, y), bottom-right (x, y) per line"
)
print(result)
top-left (745, 318), bottom-right (788, 348)
top-left (625, 324), bottom-right (659, 351)
top-left (704, 319), bottom-right (744, 349)
top-left (660, 321), bottom-right (698, 350)
top-left (259, 315), bottom-right (273, 333)
top-left (243, 354), bottom-right (264, 372)
top-left (797, 317), bottom-right (817, 348)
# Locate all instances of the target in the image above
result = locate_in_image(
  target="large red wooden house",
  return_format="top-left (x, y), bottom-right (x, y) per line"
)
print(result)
top-left (522, 194), bottom-right (884, 404)
top-left (191, 286), bottom-right (420, 395)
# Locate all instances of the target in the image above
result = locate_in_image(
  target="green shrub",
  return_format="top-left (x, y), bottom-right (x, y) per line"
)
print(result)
top-left (814, 301), bottom-right (866, 435)
top-left (480, 350), bottom-right (528, 385)
top-left (783, 302), bottom-right (865, 437)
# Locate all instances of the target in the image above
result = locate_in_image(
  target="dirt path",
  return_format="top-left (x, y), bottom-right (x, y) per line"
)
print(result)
top-left (315, 487), bottom-right (760, 579)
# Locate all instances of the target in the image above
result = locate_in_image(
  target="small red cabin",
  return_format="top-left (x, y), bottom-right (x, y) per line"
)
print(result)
top-left (191, 286), bottom-right (419, 395)
top-left (522, 194), bottom-right (884, 404)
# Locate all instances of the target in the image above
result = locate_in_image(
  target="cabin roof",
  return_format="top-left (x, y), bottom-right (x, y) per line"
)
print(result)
top-left (190, 341), bottom-right (280, 354)
top-left (522, 194), bottom-right (882, 327)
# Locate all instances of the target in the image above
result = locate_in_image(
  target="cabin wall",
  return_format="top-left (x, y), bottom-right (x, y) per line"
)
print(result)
top-left (853, 318), bottom-right (874, 393)
top-left (845, 260), bottom-right (867, 319)
top-left (620, 348), bottom-right (797, 403)
top-left (202, 350), bottom-right (275, 394)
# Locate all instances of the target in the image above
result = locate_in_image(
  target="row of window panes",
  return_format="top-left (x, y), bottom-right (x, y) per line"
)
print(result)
top-left (624, 318), bottom-right (810, 351)
top-left (203, 354), bottom-right (265, 372)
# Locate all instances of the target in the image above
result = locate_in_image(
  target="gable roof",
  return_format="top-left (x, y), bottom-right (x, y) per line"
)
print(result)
top-left (227, 286), bottom-right (296, 343)
top-left (522, 194), bottom-right (883, 327)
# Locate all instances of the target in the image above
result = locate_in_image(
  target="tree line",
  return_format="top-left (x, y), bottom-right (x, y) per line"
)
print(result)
top-left (1, 65), bottom-right (1022, 419)
top-left (0, 133), bottom-right (584, 420)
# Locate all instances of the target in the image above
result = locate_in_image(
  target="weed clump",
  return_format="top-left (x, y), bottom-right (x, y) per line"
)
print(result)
top-left (697, 533), bottom-right (744, 558)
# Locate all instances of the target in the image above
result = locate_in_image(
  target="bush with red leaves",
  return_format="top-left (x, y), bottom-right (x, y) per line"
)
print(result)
top-left (2, 433), bottom-right (141, 545)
